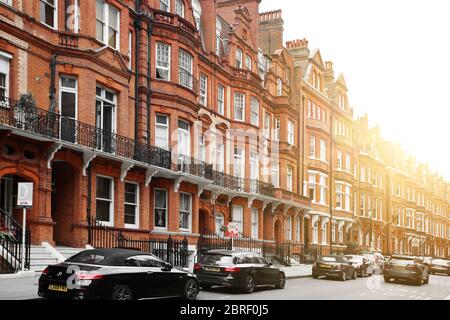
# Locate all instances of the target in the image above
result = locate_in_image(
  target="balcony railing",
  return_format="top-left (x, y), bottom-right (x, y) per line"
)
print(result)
top-left (0, 97), bottom-right (279, 199)
top-left (152, 9), bottom-right (197, 39)
top-left (231, 67), bottom-right (263, 84)
top-left (58, 32), bottom-right (79, 49)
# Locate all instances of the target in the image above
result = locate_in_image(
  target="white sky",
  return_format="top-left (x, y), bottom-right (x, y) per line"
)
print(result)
top-left (260, 0), bottom-right (450, 180)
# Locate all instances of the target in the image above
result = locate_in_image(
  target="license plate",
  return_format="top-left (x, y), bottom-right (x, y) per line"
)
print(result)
top-left (48, 284), bottom-right (68, 292)
top-left (204, 267), bottom-right (221, 272)
top-left (320, 264), bottom-right (332, 269)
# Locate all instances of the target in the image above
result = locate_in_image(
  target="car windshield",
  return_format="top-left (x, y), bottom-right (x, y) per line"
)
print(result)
top-left (432, 259), bottom-right (450, 266)
top-left (319, 256), bottom-right (347, 263)
top-left (347, 256), bottom-right (363, 262)
top-left (390, 258), bottom-right (415, 266)
top-left (200, 254), bottom-right (235, 266)
top-left (66, 253), bottom-right (106, 264)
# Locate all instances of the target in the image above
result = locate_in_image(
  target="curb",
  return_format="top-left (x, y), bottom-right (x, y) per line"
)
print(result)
top-left (286, 275), bottom-right (312, 280)
top-left (0, 271), bottom-right (38, 279)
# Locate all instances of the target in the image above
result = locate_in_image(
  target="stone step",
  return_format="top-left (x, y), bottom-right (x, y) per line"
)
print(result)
top-left (29, 247), bottom-right (49, 254)
top-left (30, 253), bottom-right (55, 259)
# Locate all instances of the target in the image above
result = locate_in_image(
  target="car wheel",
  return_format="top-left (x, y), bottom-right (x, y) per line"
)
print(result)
top-left (312, 273), bottom-right (319, 279)
top-left (111, 284), bottom-right (133, 301)
top-left (383, 276), bottom-right (390, 283)
top-left (423, 274), bottom-right (429, 284)
top-left (183, 279), bottom-right (199, 301)
top-left (340, 271), bottom-right (346, 281)
top-left (415, 277), bottom-right (423, 286)
top-left (275, 273), bottom-right (286, 289)
top-left (352, 269), bottom-right (357, 280)
top-left (243, 275), bottom-right (256, 294)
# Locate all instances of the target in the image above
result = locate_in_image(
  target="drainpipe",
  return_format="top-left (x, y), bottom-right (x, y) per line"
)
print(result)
top-left (87, 164), bottom-right (92, 244)
top-left (146, 21), bottom-right (153, 145)
top-left (134, 0), bottom-right (141, 143)
top-left (49, 54), bottom-right (58, 113)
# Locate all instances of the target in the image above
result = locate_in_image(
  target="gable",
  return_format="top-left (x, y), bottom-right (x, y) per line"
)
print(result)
top-left (309, 49), bottom-right (325, 69)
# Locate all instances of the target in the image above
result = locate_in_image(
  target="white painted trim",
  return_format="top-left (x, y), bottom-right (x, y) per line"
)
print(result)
top-left (0, 51), bottom-right (12, 60)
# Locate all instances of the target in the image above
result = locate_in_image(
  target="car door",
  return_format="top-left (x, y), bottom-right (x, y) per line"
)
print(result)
top-left (247, 255), bottom-right (265, 285)
top-left (129, 255), bottom-right (183, 298)
top-left (258, 257), bottom-right (279, 285)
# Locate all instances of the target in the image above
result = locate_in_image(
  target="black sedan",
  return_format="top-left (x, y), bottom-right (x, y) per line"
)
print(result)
top-left (312, 255), bottom-right (357, 281)
top-left (193, 250), bottom-right (286, 294)
top-left (383, 255), bottom-right (429, 285)
top-left (38, 248), bottom-right (199, 300)
top-left (429, 258), bottom-right (450, 276)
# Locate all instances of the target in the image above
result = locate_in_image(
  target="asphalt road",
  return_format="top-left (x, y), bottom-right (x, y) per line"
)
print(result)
top-left (197, 274), bottom-right (450, 300)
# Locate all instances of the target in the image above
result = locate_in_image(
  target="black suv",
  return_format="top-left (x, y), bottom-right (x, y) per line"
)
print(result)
top-left (193, 250), bottom-right (286, 293)
top-left (383, 255), bottom-right (429, 285)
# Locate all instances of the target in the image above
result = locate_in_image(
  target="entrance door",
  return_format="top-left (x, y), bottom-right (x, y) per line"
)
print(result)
top-left (0, 177), bottom-right (13, 225)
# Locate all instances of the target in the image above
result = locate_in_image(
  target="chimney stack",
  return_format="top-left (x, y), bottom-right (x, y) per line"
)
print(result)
top-left (258, 9), bottom-right (284, 55)
top-left (286, 38), bottom-right (310, 61)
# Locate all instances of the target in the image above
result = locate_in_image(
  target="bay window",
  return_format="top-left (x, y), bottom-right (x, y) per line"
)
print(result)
top-left (320, 139), bottom-right (327, 162)
top-left (287, 120), bottom-right (294, 145)
top-left (156, 42), bottom-right (171, 81)
top-left (160, 0), bottom-right (169, 11)
top-left (175, 0), bottom-right (185, 17)
top-left (199, 74), bottom-right (208, 106)
top-left (155, 114), bottom-right (169, 150)
top-left (235, 48), bottom-right (243, 68)
top-left (179, 49), bottom-right (193, 89)
top-left (287, 166), bottom-right (293, 192)
top-left (250, 97), bottom-right (259, 126)
top-left (234, 92), bottom-right (245, 121)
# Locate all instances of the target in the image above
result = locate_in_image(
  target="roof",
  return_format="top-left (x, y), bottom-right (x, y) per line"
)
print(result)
top-left (66, 248), bottom-right (150, 266)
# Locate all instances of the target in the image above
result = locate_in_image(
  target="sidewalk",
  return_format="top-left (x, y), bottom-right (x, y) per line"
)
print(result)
top-left (280, 264), bottom-right (313, 279)
top-left (0, 273), bottom-right (41, 300)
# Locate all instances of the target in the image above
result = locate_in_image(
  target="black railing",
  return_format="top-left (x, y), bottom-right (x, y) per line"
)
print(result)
top-left (175, 155), bottom-right (213, 179)
top-left (0, 209), bottom-right (31, 274)
top-left (88, 216), bottom-right (189, 268)
top-left (0, 97), bottom-right (277, 198)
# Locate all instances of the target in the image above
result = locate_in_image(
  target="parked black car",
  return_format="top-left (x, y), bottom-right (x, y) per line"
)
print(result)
top-left (38, 248), bottom-right (199, 300)
top-left (345, 255), bottom-right (374, 277)
top-left (383, 255), bottom-right (429, 285)
top-left (312, 255), bottom-right (357, 281)
top-left (429, 258), bottom-right (450, 276)
top-left (193, 250), bottom-right (286, 294)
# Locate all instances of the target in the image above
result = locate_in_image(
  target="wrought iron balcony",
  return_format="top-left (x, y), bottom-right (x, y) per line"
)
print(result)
top-left (174, 154), bottom-right (213, 180)
top-left (210, 170), bottom-right (276, 197)
top-left (58, 32), bottom-right (79, 49)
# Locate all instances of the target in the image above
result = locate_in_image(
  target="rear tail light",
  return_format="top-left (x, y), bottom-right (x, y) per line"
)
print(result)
top-left (77, 273), bottom-right (104, 280)
top-left (193, 263), bottom-right (202, 272)
top-left (224, 267), bottom-right (241, 273)
top-left (406, 264), bottom-right (418, 271)
top-left (41, 267), bottom-right (49, 276)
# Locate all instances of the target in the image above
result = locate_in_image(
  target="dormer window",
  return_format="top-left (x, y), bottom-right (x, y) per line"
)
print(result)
top-left (236, 48), bottom-right (243, 68)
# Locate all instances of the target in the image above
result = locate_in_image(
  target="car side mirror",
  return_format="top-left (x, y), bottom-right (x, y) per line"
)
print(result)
top-left (161, 262), bottom-right (173, 271)
top-left (267, 262), bottom-right (273, 267)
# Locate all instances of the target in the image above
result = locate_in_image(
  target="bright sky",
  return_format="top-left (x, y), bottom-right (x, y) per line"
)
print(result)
top-left (260, 0), bottom-right (450, 180)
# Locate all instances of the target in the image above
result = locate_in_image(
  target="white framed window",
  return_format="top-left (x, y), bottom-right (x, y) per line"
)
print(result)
top-left (345, 153), bottom-right (351, 172)
top-left (319, 174), bottom-right (327, 204)
top-left (217, 84), bottom-right (225, 115)
top-left (198, 134), bottom-right (206, 162)
top-left (271, 161), bottom-right (280, 188)
top-left (295, 217), bottom-right (301, 242)
top-left (233, 147), bottom-right (245, 179)
top-left (264, 113), bottom-right (271, 138)
top-left (309, 136), bottom-right (316, 158)
top-left (285, 216), bottom-right (292, 241)
top-left (0, 54), bottom-right (10, 100)
top-left (245, 55), bottom-right (252, 70)
top-left (155, 114), bottom-right (169, 150)
top-left (96, 176), bottom-right (114, 227)
top-left (175, 0), bottom-right (185, 17)
top-left (128, 32), bottom-right (133, 69)
top-left (179, 49), bottom-right (193, 89)
top-left (321, 221), bottom-right (327, 244)
top-left (178, 120), bottom-right (190, 156)
top-left (96, 0), bottom-right (120, 49)
top-left (251, 208), bottom-right (259, 239)
top-left (345, 185), bottom-right (351, 211)
top-left (360, 193), bottom-right (365, 216)
top-left (156, 42), bottom-right (171, 81)
top-left (216, 21), bottom-right (222, 56)
top-left (215, 213), bottom-right (225, 236)
top-left (250, 151), bottom-right (259, 182)
top-left (216, 141), bottom-right (224, 172)
top-left (312, 219), bottom-right (319, 244)
top-left (40, 0), bottom-right (57, 29)
top-left (274, 117), bottom-right (280, 141)
top-left (320, 139), bottom-right (327, 162)
top-left (235, 48), bottom-right (243, 68)
top-left (339, 224), bottom-right (344, 243)
top-left (95, 86), bottom-right (117, 153)
top-left (124, 182), bottom-right (139, 229)
top-left (232, 205), bottom-right (244, 234)
top-left (287, 120), bottom-right (294, 145)
top-left (0, 0), bottom-right (12, 6)
top-left (234, 92), bottom-right (245, 121)
top-left (287, 166), bottom-right (293, 192)
top-left (308, 173), bottom-right (317, 202)
top-left (160, 0), bottom-right (170, 11)
top-left (336, 183), bottom-right (343, 209)
top-left (312, 102), bottom-right (316, 118)
top-left (154, 189), bottom-right (168, 229)
top-left (250, 97), bottom-right (259, 126)
top-left (179, 193), bottom-right (192, 231)
top-left (199, 74), bottom-right (208, 106)
top-left (332, 221), bottom-right (336, 243)
top-left (337, 151), bottom-right (342, 170)
top-left (277, 78), bottom-right (283, 96)
top-left (360, 166), bottom-right (366, 182)
top-left (59, 76), bottom-right (78, 142)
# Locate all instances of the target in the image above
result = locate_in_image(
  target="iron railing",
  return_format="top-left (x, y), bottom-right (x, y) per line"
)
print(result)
top-left (0, 209), bottom-right (31, 274)
top-left (88, 216), bottom-right (189, 268)
top-left (0, 97), bottom-right (279, 198)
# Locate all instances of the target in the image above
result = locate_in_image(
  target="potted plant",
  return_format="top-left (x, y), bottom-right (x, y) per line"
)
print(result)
top-left (0, 227), bottom-right (16, 242)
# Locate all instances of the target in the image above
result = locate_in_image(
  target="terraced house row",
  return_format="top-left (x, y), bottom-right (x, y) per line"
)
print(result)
top-left (0, 0), bottom-right (448, 272)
